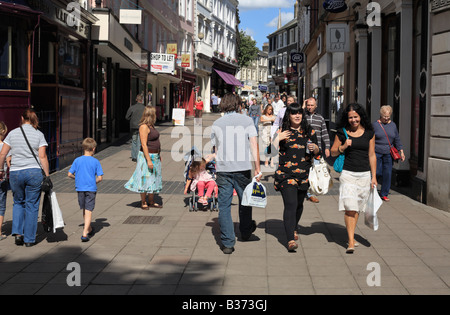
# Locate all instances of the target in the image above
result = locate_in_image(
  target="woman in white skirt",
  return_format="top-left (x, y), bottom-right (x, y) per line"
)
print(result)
top-left (331, 103), bottom-right (377, 253)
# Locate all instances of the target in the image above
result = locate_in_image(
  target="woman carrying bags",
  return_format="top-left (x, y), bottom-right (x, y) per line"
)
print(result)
top-left (273, 103), bottom-right (319, 252)
top-left (331, 103), bottom-right (377, 254)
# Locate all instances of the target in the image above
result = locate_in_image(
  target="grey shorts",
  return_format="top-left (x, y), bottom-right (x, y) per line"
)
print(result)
top-left (77, 191), bottom-right (97, 211)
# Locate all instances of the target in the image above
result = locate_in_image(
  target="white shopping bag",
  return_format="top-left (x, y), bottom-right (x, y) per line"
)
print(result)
top-left (50, 190), bottom-right (65, 232)
top-left (365, 187), bottom-right (382, 231)
top-left (241, 175), bottom-right (267, 208)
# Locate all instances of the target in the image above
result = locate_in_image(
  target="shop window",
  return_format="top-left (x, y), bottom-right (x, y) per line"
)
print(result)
top-left (57, 35), bottom-right (82, 87)
top-left (0, 18), bottom-right (28, 90)
top-left (331, 75), bottom-right (344, 124)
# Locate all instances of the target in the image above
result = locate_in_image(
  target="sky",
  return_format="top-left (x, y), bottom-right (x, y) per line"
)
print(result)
top-left (238, 0), bottom-right (297, 50)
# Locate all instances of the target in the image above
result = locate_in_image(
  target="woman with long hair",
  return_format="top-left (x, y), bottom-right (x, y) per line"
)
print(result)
top-left (273, 103), bottom-right (319, 252)
top-left (0, 109), bottom-right (50, 246)
top-left (260, 104), bottom-right (276, 167)
top-left (331, 103), bottom-right (377, 254)
top-left (124, 106), bottom-right (163, 209)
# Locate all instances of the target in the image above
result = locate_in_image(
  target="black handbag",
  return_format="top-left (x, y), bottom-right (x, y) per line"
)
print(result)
top-left (19, 126), bottom-right (53, 192)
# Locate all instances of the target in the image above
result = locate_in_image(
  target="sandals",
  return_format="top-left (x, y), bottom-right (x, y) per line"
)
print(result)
top-left (149, 202), bottom-right (163, 208)
top-left (288, 240), bottom-right (298, 252)
top-left (141, 202), bottom-right (149, 210)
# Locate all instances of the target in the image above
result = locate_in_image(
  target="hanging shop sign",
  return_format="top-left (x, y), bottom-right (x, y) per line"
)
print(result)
top-left (323, 0), bottom-right (348, 13)
top-left (326, 24), bottom-right (350, 53)
top-left (150, 53), bottom-right (175, 74)
top-left (119, 9), bottom-right (142, 24)
top-left (181, 54), bottom-right (190, 68)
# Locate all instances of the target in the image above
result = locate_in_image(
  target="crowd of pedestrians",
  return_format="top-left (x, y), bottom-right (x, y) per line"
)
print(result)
top-left (0, 91), bottom-right (405, 255)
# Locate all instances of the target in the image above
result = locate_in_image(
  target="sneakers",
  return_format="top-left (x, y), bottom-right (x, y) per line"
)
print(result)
top-left (381, 196), bottom-right (390, 201)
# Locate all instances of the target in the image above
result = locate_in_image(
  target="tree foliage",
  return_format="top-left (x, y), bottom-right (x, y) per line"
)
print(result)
top-left (237, 30), bottom-right (259, 69)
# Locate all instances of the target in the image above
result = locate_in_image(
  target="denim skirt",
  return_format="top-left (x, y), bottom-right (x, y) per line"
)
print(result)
top-left (124, 151), bottom-right (162, 193)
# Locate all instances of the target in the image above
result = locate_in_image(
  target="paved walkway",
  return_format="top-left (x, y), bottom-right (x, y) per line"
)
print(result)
top-left (0, 113), bottom-right (449, 295)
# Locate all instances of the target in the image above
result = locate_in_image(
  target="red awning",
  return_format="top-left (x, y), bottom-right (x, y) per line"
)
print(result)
top-left (214, 68), bottom-right (243, 87)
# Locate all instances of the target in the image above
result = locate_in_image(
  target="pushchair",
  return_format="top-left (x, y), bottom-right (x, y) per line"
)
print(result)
top-left (183, 146), bottom-right (218, 212)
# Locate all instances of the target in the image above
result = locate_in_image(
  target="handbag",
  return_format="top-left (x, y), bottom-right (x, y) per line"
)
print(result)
top-left (377, 120), bottom-right (401, 161)
top-left (308, 157), bottom-right (333, 195)
top-left (20, 126), bottom-right (53, 192)
top-left (333, 128), bottom-right (348, 173)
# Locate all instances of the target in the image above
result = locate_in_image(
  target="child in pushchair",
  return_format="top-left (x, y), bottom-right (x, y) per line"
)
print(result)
top-left (184, 153), bottom-right (218, 211)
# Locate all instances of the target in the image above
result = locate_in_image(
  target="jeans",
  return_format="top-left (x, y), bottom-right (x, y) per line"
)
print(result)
top-left (0, 179), bottom-right (9, 216)
top-left (280, 186), bottom-right (307, 242)
top-left (9, 168), bottom-right (43, 243)
top-left (376, 152), bottom-right (393, 197)
top-left (131, 130), bottom-right (140, 160)
top-left (216, 170), bottom-right (252, 248)
top-left (250, 116), bottom-right (259, 135)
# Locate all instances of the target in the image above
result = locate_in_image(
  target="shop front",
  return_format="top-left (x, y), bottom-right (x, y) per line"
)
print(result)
top-left (0, 0), bottom-right (40, 133)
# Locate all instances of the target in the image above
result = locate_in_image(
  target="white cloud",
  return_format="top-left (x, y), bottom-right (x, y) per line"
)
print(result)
top-left (265, 12), bottom-right (294, 28)
top-left (239, 0), bottom-right (294, 11)
top-left (241, 27), bottom-right (255, 39)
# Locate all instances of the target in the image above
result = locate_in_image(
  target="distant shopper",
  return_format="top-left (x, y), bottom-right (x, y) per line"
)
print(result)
top-left (195, 96), bottom-right (204, 118)
top-left (211, 93), bottom-right (262, 254)
top-left (211, 93), bottom-right (219, 113)
top-left (126, 94), bottom-right (146, 162)
top-left (372, 105), bottom-right (405, 201)
top-left (0, 121), bottom-right (11, 240)
top-left (248, 99), bottom-right (261, 135)
top-left (68, 138), bottom-right (104, 242)
top-left (125, 106), bottom-right (163, 209)
top-left (304, 97), bottom-right (331, 204)
top-left (0, 109), bottom-right (50, 247)
top-left (260, 105), bottom-right (276, 167)
top-left (331, 103), bottom-right (377, 254)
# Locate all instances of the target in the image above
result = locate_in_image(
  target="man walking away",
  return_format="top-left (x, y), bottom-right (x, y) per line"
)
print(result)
top-left (211, 93), bottom-right (262, 254)
top-left (126, 94), bottom-right (146, 161)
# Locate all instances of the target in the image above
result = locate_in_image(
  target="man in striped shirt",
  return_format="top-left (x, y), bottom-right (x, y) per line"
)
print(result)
top-left (305, 97), bottom-right (330, 203)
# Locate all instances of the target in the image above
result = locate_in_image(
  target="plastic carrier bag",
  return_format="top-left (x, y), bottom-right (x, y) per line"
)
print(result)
top-left (364, 187), bottom-right (382, 231)
top-left (241, 174), bottom-right (267, 208)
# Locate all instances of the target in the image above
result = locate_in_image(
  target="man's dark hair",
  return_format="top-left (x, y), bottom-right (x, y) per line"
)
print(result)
top-left (218, 93), bottom-right (241, 113)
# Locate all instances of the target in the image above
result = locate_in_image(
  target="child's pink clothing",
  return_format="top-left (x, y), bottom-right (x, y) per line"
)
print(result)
top-left (197, 181), bottom-right (216, 197)
top-left (190, 170), bottom-right (214, 191)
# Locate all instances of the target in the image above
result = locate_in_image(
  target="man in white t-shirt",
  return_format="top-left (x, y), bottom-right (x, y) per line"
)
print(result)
top-left (272, 94), bottom-right (285, 117)
top-left (211, 93), bottom-right (262, 254)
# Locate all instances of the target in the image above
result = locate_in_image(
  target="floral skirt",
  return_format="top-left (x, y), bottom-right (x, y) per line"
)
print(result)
top-left (124, 151), bottom-right (162, 193)
top-left (338, 170), bottom-right (371, 213)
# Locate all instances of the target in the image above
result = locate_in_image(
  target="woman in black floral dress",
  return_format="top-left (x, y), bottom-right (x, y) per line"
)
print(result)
top-left (273, 103), bottom-right (319, 251)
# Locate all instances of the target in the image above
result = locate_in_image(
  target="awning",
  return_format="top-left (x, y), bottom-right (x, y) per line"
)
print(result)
top-left (214, 68), bottom-right (243, 87)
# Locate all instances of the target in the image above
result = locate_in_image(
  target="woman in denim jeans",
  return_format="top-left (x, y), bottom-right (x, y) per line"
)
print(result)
top-left (0, 110), bottom-right (50, 247)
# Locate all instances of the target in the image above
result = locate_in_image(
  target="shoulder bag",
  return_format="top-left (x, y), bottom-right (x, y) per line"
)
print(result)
top-left (377, 120), bottom-right (401, 161)
top-left (333, 128), bottom-right (348, 173)
top-left (20, 126), bottom-right (53, 192)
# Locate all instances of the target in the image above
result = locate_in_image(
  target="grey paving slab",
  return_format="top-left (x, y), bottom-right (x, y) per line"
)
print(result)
top-left (0, 113), bottom-right (449, 296)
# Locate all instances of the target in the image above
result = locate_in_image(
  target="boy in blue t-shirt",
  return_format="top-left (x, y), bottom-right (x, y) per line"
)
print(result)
top-left (68, 138), bottom-right (103, 242)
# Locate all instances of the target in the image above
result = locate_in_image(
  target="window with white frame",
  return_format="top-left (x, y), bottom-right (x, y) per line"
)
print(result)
top-left (186, 0), bottom-right (192, 21)
top-left (179, 0), bottom-right (185, 17)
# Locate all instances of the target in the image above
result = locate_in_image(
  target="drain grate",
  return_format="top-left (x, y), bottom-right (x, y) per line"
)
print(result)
top-left (123, 216), bottom-right (163, 224)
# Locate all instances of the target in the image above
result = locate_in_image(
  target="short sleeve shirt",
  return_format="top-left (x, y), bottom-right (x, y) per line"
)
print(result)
top-left (211, 112), bottom-right (257, 172)
top-left (69, 156), bottom-right (104, 192)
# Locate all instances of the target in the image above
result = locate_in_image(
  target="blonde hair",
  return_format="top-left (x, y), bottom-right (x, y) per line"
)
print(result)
top-left (82, 137), bottom-right (97, 152)
top-left (0, 121), bottom-right (7, 138)
top-left (139, 106), bottom-right (156, 127)
top-left (380, 105), bottom-right (393, 116)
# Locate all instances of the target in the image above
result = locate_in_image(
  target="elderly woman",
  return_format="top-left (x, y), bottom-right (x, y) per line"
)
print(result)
top-left (124, 106), bottom-right (163, 209)
top-left (0, 109), bottom-right (50, 247)
top-left (372, 105), bottom-right (405, 201)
